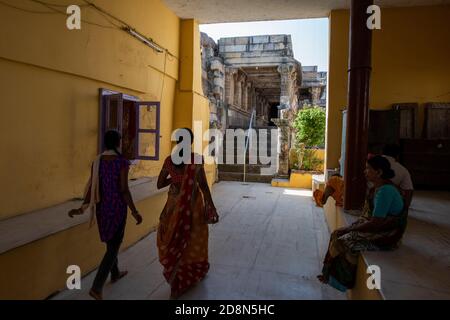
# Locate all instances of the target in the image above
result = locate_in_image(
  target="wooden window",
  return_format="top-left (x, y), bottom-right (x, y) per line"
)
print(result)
top-left (135, 102), bottom-right (160, 160)
top-left (99, 89), bottom-right (160, 160)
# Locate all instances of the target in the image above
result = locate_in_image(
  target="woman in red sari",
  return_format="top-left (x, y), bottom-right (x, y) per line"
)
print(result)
top-left (156, 128), bottom-right (218, 299)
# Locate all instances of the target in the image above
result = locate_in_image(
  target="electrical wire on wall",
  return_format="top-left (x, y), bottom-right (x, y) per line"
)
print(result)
top-left (0, 0), bottom-right (60, 14)
top-left (0, 0), bottom-right (178, 99)
top-left (160, 50), bottom-right (168, 103)
top-left (0, 0), bottom-right (179, 59)
top-left (81, 0), bottom-right (178, 59)
top-left (5, 0), bottom-right (118, 29)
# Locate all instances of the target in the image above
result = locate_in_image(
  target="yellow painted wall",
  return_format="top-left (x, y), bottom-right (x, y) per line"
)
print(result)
top-left (0, 193), bottom-right (166, 300)
top-left (326, 5), bottom-right (450, 169)
top-left (173, 19), bottom-right (215, 185)
top-left (0, 0), bottom-right (180, 219)
top-left (271, 171), bottom-right (316, 189)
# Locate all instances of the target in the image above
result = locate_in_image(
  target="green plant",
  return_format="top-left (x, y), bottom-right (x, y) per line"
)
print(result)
top-left (293, 106), bottom-right (326, 171)
top-left (293, 106), bottom-right (326, 147)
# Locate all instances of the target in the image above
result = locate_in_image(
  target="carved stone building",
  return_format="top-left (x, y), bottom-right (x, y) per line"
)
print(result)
top-left (201, 33), bottom-right (306, 179)
top-left (300, 66), bottom-right (327, 107)
top-left (201, 33), bottom-right (303, 130)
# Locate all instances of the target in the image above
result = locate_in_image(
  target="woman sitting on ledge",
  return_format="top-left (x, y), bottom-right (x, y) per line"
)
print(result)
top-left (317, 155), bottom-right (407, 292)
top-left (313, 174), bottom-right (344, 207)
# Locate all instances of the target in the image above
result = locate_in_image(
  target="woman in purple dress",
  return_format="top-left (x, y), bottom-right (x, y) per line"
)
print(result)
top-left (69, 130), bottom-right (142, 300)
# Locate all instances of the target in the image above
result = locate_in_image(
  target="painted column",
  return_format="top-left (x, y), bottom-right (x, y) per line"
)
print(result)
top-left (344, 0), bottom-right (373, 210)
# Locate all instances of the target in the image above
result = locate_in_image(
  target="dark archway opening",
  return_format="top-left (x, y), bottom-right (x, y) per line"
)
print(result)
top-left (268, 104), bottom-right (279, 126)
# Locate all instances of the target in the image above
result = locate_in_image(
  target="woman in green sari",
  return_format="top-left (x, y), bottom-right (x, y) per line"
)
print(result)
top-left (317, 155), bottom-right (407, 291)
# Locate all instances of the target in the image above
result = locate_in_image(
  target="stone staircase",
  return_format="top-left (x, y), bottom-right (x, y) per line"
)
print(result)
top-left (218, 126), bottom-right (278, 183)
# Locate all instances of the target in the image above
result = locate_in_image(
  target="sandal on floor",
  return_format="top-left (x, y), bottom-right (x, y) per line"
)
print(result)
top-left (111, 271), bottom-right (128, 284)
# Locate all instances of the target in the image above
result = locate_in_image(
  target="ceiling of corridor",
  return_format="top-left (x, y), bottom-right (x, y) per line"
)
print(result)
top-left (163, 0), bottom-right (450, 23)
top-left (242, 66), bottom-right (282, 105)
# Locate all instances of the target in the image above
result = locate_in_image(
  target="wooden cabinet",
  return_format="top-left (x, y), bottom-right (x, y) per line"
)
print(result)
top-left (424, 103), bottom-right (450, 139)
top-left (392, 103), bottom-right (418, 139)
top-left (340, 104), bottom-right (450, 189)
top-left (400, 139), bottom-right (450, 189)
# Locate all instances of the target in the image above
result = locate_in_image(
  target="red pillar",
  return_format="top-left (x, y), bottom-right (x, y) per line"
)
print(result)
top-left (343, 0), bottom-right (373, 210)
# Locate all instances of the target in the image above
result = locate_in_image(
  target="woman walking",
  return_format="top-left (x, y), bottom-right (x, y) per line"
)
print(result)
top-left (156, 128), bottom-right (218, 299)
top-left (69, 130), bottom-right (143, 300)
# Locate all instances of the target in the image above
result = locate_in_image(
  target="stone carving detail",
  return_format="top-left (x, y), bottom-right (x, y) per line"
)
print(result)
top-left (271, 118), bottom-right (290, 177)
top-left (278, 63), bottom-right (298, 119)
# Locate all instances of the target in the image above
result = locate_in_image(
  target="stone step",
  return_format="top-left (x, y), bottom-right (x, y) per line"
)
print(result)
top-left (227, 126), bottom-right (278, 130)
top-left (218, 172), bottom-right (274, 183)
top-left (223, 134), bottom-right (278, 140)
top-left (218, 164), bottom-right (276, 174)
top-left (222, 141), bottom-right (277, 147)
top-left (222, 147), bottom-right (277, 155)
top-left (221, 139), bottom-right (277, 147)
top-left (219, 154), bottom-right (277, 165)
top-left (224, 130), bottom-right (278, 137)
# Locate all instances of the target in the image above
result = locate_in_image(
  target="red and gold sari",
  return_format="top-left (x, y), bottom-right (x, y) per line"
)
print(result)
top-left (157, 156), bottom-right (210, 298)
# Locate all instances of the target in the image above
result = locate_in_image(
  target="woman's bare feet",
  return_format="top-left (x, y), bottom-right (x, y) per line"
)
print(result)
top-left (89, 288), bottom-right (103, 300)
top-left (111, 271), bottom-right (128, 284)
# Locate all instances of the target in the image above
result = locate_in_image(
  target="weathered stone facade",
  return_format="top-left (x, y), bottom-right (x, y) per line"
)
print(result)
top-left (300, 66), bottom-right (327, 107)
top-left (201, 33), bottom-right (329, 178)
top-left (201, 33), bottom-right (225, 129)
top-left (201, 33), bottom-right (303, 131)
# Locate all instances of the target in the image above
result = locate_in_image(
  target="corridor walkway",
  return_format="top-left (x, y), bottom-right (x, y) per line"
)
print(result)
top-left (54, 182), bottom-right (345, 300)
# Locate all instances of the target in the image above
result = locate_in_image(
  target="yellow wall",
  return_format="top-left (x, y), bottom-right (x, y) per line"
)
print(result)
top-left (0, 0), bottom-right (180, 219)
top-left (326, 5), bottom-right (450, 169)
top-left (173, 19), bottom-right (215, 184)
top-left (0, 194), bottom-right (166, 300)
top-left (271, 171), bottom-right (315, 189)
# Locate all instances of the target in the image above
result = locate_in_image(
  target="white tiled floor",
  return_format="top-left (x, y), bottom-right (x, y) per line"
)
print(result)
top-left (54, 182), bottom-right (345, 300)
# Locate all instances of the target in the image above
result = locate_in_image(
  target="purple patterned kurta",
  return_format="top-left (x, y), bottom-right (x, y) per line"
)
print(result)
top-left (96, 157), bottom-right (129, 242)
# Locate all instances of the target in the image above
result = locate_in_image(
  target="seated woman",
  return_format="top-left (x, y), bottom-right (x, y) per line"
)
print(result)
top-left (313, 174), bottom-right (344, 207)
top-left (317, 155), bottom-right (407, 292)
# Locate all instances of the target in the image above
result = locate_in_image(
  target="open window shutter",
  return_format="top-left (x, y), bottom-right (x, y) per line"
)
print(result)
top-left (134, 101), bottom-right (160, 160)
top-left (100, 93), bottom-right (123, 152)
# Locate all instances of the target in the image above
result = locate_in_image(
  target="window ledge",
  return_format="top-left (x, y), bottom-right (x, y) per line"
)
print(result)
top-left (0, 177), bottom-right (168, 255)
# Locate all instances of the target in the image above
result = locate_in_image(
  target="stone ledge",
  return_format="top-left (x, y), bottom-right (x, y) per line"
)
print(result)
top-left (322, 192), bottom-right (450, 299)
top-left (322, 198), bottom-right (383, 299)
top-left (0, 177), bottom-right (168, 255)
